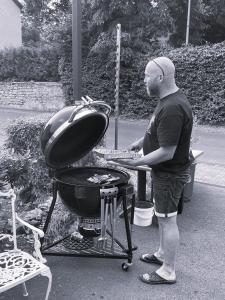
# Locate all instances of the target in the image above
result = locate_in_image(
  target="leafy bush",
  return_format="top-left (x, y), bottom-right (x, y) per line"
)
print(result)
top-left (163, 42), bottom-right (225, 125)
top-left (197, 92), bottom-right (225, 125)
top-left (1, 116), bottom-right (52, 203)
top-left (0, 114), bottom-right (106, 204)
top-left (0, 46), bottom-right (60, 82)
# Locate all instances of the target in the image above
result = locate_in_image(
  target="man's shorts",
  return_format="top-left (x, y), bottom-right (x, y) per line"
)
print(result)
top-left (151, 168), bottom-right (191, 218)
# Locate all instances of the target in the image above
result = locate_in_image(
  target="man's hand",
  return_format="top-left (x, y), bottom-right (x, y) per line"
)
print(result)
top-left (128, 137), bottom-right (144, 152)
top-left (115, 158), bottom-right (138, 166)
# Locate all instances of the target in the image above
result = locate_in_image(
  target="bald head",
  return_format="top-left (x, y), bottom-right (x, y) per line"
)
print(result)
top-left (146, 57), bottom-right (175, 78)
top-left (144, 57), bottom-right (178, 98)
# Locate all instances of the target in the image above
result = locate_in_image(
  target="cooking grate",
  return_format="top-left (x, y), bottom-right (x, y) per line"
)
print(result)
top-left (56, 167), bottom-right (129, 187)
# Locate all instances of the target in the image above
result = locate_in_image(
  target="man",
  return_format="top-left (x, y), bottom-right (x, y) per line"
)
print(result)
top-left (118, 57), bottom-right (193, 284)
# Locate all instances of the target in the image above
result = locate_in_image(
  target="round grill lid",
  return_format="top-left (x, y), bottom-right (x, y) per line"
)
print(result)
top-left (41, 104), bottom-right (110, 169)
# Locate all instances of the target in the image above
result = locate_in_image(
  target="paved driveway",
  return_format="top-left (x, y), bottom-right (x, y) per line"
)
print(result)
top-left (1, 108), bottom-right (225, 299)
top-left (2, 183), bottom-right (225, 300)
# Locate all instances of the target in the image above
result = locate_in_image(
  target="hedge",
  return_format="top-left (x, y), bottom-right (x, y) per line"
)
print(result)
top-left (162, 42), bottom-right (225, 125)
top-left (80, 42), bottom-right (225, 125)
top-left (0, 46), bottom-right (60, 82)
top-left (1, 41), bottom-right (224, 125)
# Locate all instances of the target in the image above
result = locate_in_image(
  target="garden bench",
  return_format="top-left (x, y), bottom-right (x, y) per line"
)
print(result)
top-left (0, 189), bottom-right (52, 299)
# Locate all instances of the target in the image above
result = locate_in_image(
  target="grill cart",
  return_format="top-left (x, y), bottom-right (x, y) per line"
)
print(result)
top-left (40, 98), bottom-right (136, 271)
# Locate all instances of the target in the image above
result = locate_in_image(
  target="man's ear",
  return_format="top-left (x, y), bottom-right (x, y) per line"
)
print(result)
top-left (159, 74), bottom-right (163, 81)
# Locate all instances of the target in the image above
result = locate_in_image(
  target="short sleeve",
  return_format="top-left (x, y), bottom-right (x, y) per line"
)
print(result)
top-left (157, 106), bottom-right (183, 147)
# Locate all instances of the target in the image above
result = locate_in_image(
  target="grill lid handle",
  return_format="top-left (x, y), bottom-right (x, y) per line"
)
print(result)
top-left (84, 96), bottom-right (111, 116)
top-left (68, 97), bottom-right (111, 123)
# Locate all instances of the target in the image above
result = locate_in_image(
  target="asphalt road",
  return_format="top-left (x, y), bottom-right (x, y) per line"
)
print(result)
top-left (0, 107), bottom-right (225, 166)
top-left (106, 119), bottom-right (225, 166)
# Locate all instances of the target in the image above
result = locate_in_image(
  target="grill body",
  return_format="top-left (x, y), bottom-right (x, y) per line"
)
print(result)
top-left (55, 167), bottom-right (130, 217)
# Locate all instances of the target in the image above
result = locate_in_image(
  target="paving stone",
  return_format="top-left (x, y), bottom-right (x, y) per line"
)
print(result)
top-left (195, 162), bottom-right (225, 187)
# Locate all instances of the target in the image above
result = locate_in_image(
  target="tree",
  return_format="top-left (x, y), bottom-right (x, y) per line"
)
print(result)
top-left (54, 0), bottom-right (174, 107)
top-left (20, 0), bottom-right (225, 114)
top-left (166, 0), bottom-right (225, 45)
top-left (22, 0), bottom-right (51, 46)
top-left (166, 0), bottom-right (208, 46)
top-left (200, 0), bottom-right (225, 42)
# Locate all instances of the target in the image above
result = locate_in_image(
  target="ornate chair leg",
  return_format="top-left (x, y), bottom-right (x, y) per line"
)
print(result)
top-left (22, 282), bottom-right (28, 297)
top-left (41, 268), bottom-right (52, 300)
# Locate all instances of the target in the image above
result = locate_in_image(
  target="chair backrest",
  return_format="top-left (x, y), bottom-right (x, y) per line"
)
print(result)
top-left (0, 188), bottom-right (46, 264)
top-left (0, 189), bottom-right (18, 251)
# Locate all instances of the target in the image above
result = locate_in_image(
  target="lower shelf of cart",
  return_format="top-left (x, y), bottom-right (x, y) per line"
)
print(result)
top-left (41, 234), bottom-right (131, 258)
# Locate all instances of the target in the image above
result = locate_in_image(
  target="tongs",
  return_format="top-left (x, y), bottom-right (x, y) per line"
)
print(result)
top-left (97, 194), bottom-right (108, 250)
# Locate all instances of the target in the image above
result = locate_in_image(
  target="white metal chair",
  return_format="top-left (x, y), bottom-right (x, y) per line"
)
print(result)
top-left (0, 189), bottom-right (52, 299)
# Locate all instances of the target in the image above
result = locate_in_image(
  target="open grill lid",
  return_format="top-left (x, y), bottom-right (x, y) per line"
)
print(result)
top-left (40, 101), bottom-right (111, 169)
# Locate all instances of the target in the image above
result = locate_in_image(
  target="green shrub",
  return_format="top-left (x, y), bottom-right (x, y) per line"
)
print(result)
top-left (0, 46), bottom-right (60, 82)
top-left (162, 42), bottom-right (225, 125)
top-left (1, 116), bottom-right (52, 203)
top-left (1, 114), bottom-right (106, 204)
top-left (198, 92), bottom-right (225, 125)
top-left (5, 117), bottom-right (47, 157)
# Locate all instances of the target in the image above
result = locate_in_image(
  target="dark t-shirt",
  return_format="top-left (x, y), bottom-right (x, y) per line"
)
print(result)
top-left (143, 90), bottom-right (193, 173)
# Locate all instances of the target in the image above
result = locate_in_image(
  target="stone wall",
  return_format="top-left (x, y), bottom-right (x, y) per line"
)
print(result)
top-left (0, 82), bottom-right (65, 111)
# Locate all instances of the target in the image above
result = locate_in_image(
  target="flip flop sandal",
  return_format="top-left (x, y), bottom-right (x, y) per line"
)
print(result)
top-left (140, 254), bottom-right (163, 265)
top-left (139, 271), bottom-right (176, 285)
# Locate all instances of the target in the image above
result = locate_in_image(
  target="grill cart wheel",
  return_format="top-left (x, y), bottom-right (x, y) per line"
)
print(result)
top-left (122, 262), bottom-right (132, 271)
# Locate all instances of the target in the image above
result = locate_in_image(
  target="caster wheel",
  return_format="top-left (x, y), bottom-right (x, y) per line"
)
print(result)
top-left (121, 262), bottom-right (132, 271)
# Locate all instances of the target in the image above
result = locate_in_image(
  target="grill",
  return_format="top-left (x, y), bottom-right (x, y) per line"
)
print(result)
top-left (40, 99), bottom-right (136, 271)
top-left (56, 167), bottom-right (129, 217)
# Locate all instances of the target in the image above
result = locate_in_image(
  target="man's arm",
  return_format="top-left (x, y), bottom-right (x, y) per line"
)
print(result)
top-left (118, 145), bottom-right (177, 167)
top-left (128, 137), bottom-right (144, 151)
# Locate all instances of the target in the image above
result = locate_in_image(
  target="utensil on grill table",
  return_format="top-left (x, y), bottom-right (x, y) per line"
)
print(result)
top-left (102, 196), bottom-right (109, 250)
top-left (97, 194), bottom-right (107, 250)
top-left (109, 198), bottom-right (114, 252)
top-left (113, 194), bottom-right (117, 251)
top-left (109, 188), bottom-right (118, 253)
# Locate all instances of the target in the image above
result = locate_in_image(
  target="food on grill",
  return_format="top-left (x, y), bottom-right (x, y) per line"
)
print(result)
top-left (87, 173), bottom-right (120, 184)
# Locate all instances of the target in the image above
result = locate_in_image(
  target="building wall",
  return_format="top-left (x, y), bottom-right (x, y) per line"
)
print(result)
top-left (0, 82), bottom-right (65, 111)
top-left (0, 0), bottom-right (22, 50)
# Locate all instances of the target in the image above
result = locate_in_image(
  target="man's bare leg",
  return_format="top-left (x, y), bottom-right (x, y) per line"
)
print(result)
top-left (154, 221), bottom-right (164, 262)
top-left (156, 215), bottom-right (179, 280)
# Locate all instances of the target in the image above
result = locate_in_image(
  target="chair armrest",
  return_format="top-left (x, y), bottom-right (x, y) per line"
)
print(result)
top-left (16, 213), bottom-right (46, 263)
top-left (0, 234), bottom-right (13, 242)
top-left (16, 214), bottom-right (44, 238)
